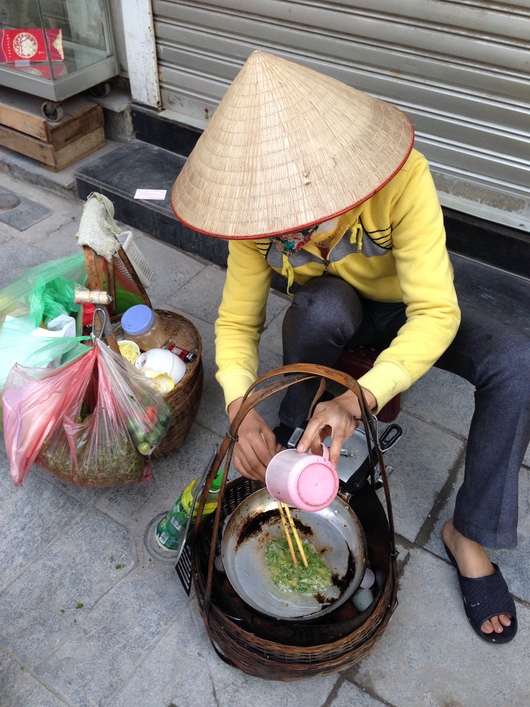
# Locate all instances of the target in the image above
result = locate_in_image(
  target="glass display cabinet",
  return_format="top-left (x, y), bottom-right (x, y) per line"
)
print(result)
top-left (0, 0), bottom-right (118, 120)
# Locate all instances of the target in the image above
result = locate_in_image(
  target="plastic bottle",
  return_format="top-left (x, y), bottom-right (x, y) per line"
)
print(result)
top-left (82, 303), bottom-right (95, 335)
top-left (155, 469), bottom-right (224, 551)
top-left (121, 304), bottom-right (166, 351)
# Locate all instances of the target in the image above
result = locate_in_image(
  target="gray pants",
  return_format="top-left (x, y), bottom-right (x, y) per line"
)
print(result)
top-left (279, 276), bottom-right (530, 549)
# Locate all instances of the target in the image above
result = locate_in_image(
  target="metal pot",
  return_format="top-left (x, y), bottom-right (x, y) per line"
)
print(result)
top-left (221, 488), bottom-right (366, 621)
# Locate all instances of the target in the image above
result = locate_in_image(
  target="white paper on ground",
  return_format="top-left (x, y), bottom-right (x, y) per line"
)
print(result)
top-left (134, 189), bottom-right (167, 200)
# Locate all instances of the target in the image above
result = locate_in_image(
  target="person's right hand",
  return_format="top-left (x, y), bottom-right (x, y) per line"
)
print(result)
top-left (227, 397), bottom-right (279, 481)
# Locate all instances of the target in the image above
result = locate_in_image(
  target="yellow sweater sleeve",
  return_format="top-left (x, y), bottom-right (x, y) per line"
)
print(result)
top-left (356, 154), bottom-right (461, 409)
top-left (215, 239), bottom-right (273, 408)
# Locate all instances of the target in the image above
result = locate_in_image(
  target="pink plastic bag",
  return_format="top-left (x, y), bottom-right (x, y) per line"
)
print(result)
top-left (3, 340), bottom-right (171, 487)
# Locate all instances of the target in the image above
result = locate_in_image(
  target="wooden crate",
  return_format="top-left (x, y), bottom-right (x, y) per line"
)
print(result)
top-left (0, 87), bottom-right (105, 171)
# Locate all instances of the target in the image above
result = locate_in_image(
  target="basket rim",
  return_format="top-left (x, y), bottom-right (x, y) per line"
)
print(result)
top-left (155, 309), bottom-right (203, 401)
top-left (194, 557), bottom-right (397, 679)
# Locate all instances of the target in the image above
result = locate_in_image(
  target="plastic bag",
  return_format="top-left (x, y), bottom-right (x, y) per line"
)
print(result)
top-left (0, 252), bottom-right (86, 325)
top-left (0, 253), bottom-right (89, 396)
top-left (2, 339), bottom-right (172, 487)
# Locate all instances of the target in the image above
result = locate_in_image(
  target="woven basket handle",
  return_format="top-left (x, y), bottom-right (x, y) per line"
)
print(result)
top-left (197, 363), bottom-right (397, 606)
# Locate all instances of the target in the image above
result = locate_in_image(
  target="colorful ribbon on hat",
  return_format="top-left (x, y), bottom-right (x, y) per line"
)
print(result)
top-left (269, 218), bottom-right (339, 257)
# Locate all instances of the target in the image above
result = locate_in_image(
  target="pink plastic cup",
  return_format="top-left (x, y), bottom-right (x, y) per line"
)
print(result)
top-left (265, 445), bottom-right (339, 512)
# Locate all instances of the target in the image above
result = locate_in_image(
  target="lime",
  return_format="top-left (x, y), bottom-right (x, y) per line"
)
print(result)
top-left (137, 441), bottom-right (152, 455)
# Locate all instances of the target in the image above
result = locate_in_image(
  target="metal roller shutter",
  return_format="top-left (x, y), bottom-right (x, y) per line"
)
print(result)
top-left (152, 0), bottom-right (530, 230)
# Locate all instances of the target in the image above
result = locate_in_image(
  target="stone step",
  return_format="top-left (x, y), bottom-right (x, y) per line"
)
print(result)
top-left (75, 140), bottom-right (229, 269)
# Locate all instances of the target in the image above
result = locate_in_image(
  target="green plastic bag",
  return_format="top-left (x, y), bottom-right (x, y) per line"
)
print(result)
top-left (0, 253), bottom-right (89, 398)
top-left (31, 275), bottom-right (80, 326)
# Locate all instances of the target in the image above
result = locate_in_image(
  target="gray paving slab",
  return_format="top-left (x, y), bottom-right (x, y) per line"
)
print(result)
top-left (131, 233), bottom-right (207, 305)
top-left (0, 650), bottom-right (70, 707)
top-left (0, 509), bottom-right (134, 666)
top-left (0, 178), bottom-right (83, 246)
top-left (35, 566), bottom-right (187, 707)
top-left (400, 365), bottom-right (475, 439)
top-left (0, 227), bottom-right (12, 246)
top-left (33, 220), bottom-right (83, 258)
top-left (377, 411), bottom-right (465, 543)
top-left (167, 263), bottom-right (227, 325)
top-left (0, 185), bottom-right (52, 232)
top-left (32, 466), bottom-right (114, 508)
top-left (0, 239), bottom-right (53, 290)
top-left (107, 601), bottom-right (338, 707)
top-left (333, 680), bottom-right (387, 706)
top-left (0, 463), bottom-right (86, 592)
top-left (350, 549), bottom-right (530, 706)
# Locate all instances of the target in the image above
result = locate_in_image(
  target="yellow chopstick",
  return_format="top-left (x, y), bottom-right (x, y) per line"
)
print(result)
top-left (277, 501), bottom-right (298, 565)
top-left (283, 504), bottom-right (308, 567)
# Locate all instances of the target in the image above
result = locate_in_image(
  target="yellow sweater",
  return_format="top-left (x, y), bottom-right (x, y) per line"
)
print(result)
top-left (215, 149), bottom-right (461, 411)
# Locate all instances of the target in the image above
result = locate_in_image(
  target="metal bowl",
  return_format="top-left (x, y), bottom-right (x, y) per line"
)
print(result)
top-left (221, 488), bottom-right (366, 620)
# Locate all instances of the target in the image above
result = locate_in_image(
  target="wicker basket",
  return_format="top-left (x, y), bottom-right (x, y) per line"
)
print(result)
top-left (152, 309), bottom-right (203, 457)
top-left (190, 364), bottom-right (398, 680)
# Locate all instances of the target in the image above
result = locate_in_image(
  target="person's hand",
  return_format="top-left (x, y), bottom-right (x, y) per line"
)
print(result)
top-left (228, 397), bottom-right (279, 481)
top-left (296, 388), bottom-right (377, 468)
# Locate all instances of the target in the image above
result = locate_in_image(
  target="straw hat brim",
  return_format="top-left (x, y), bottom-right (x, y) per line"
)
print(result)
top-left (171, 51), bottom-right (414, 239)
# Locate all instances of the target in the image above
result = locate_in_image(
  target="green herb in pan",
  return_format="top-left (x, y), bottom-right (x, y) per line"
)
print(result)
top-left (265, 538), bottom-right (332, 594)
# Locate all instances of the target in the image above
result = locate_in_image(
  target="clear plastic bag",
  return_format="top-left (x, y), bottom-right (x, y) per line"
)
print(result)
top-left (2, 339), bottom-right (172, 487)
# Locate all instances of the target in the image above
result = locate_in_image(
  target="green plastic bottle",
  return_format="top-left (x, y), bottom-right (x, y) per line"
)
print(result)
top-left (155, 469), bottom-right (224, 551)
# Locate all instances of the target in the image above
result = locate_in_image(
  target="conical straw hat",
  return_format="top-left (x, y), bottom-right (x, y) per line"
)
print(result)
top-left (171, 50), bottom-right (414, 239)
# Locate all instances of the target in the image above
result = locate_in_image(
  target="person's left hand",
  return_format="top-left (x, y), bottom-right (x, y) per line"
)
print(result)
top-left (296, 388), bottom-right (376, 468)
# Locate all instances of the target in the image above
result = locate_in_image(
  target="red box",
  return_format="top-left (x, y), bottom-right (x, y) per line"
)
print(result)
top-left (0, 28), bottom-right (64, 63)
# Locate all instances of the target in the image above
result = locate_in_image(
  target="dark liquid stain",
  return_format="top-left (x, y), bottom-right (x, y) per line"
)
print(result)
top-left (332, 550), bottom-right (356, 593)
top-left (235, 509), bottom-right (277, 550)
top-left (292, 517), bottom-right (313, 537)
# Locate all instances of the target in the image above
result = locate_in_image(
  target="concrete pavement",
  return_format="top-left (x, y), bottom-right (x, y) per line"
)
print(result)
top-left (0, 145), bottom-right (529, 707)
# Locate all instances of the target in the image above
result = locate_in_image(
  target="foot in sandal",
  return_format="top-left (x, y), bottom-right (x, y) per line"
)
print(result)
top-left (442, 519), bottom-right (517, 643)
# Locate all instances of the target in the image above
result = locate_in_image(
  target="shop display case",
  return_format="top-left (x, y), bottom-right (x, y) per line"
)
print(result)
top-left (0, 0), bottom-right (118, 120)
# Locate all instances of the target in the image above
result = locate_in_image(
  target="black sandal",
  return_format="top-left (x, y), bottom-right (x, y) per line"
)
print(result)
top-left (444, 543), bottom-right (517, 644)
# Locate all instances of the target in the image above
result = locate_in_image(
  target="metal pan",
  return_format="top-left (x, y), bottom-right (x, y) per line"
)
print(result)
top-left (221, 488), bottom-right (366, 620)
